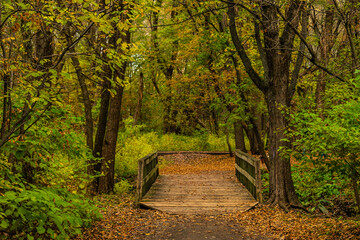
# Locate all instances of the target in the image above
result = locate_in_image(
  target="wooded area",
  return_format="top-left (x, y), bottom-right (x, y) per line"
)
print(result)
top-left (0, 0), bottom-right (360, 239)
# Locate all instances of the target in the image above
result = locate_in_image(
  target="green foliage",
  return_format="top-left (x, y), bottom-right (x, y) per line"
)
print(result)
top-left (1, 107), bottom-right (95, 194)
top-left (291, 163), bottom-right (347, 209)
top-left (0, 187), bottom-right (101, 239)
top-left (0, 139), bottom-right (101, 239)
top-left (286, 73), bottom-right (360, 212)
top-left (115, 118), bottom-right (234, 179)
top-left (114, 179), bottom-right (133, 195)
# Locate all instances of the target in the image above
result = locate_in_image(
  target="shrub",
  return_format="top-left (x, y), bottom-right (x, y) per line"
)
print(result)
top-left (114, 179), bottom-right (133, 195)
top-left (0, 187), bottom-right (101, 239)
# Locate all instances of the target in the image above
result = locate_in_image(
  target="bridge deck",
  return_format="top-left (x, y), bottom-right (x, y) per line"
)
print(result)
top-left (140, 171), bottom-right (258, 215)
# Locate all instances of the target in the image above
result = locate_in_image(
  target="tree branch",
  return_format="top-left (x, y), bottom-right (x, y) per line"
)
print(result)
top-left (227, 0), bottom-right (267, 91)
top-left (289, 6), bottom-right (309, 101)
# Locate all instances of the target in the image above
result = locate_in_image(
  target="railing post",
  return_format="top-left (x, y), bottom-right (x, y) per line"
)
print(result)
top-left (255, 159), bottom-right (262, 203)
top-left (136, 152), bottom-right (159, 207)
top-left (136, 158), bottom-right (144, 206)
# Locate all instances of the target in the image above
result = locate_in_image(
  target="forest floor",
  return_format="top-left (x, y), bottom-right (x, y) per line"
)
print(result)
top-left (76, 154), bottom-right (360, 240)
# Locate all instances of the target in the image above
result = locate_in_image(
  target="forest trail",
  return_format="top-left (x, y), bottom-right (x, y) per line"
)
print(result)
top-left (78, 154), bottom-right (271, 239)
top-left (77, 154), bottom-right (360, 240)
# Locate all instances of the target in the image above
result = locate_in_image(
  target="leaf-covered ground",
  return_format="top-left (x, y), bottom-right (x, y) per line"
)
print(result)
top-left (76, 154), bottom-right (360, 240)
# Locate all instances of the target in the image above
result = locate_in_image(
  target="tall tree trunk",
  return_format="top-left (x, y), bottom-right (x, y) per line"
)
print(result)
top-left (228, 0), bottom-right (305, 209)
top-left (98, 82), bottom-right (125, 193)
top-left (71, 55), bottom-right (94, 150)
top-left (315, 2), bottom-right (334, 119)
top-left (1, 74), bottom-right (10, 140)
top-left (150, 0), bottom-right (179, 133)
top-left (97, 12), bottom-right (130, 194)
top-left (265, 76), bottom-right (299, 208)
top-left (133, 72), bottom-right (144, 126)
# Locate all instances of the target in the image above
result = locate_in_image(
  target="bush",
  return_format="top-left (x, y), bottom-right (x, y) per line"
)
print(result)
top-left (0, 187), bottom-right (101, 239)
top-left (114, 179), bottom-right (133, 195)
top-left (291, 163), bottom-right (347, 210)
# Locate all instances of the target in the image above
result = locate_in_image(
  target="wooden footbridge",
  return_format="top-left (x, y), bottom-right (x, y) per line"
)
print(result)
top-left (136, 150), bottom-right (262, 215)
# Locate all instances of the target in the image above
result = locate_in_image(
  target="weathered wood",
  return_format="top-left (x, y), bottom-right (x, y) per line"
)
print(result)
top-left (235, 150), bottom-right (262, 202)
top-left (158, 151), bottom-right (230, 156)
top-left (140, 173), bottom-right (258, 215)
top-left (136, 152), bottom-right (159, 205)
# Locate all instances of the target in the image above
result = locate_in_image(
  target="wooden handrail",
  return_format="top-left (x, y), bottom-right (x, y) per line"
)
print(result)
top-left (235, 150), bottom-right (262, 202)
top-left (136, 152), bottom-right (159, 205)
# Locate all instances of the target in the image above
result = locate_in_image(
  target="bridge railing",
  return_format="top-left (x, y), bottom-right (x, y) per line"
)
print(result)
top-left (235, 149), bottom-right (262, 202)
top-left (136, 152), bottom-right (159, 205)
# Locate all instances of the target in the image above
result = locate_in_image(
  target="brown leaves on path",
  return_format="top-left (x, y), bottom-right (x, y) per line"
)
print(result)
top-left (159, 153), bottom-right (234, 174)
top-left (230, 205), bottom-right (360, 240)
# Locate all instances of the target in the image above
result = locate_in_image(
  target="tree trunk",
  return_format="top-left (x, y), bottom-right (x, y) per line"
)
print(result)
top-left (315, 2), bottom-right (334, 119)
top-left (265, 80), bottom-right (300, 208)
top-left (70, 55), bottom-right (94, 150)
top-left (1, 74), bottom-right (10, 140)
top-left (133, 72), bottom-right (144, 126)
top-left (98, 82), bottom-right (125, 193)
top-left (234, 121), bottom-right (246, 152)
top-left (97, 12), bottom-right (130, 193)
top-left (227, 0), bottom-right (304, 209)
top-left (225, 127), bottom-right (233, 157)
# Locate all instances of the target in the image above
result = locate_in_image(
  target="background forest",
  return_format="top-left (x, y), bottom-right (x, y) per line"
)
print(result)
top-left (0, 0), bottom-right (359, 239)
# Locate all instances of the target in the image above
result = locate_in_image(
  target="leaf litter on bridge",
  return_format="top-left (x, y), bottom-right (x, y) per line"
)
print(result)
top-left (76, 154), bottom-right (360, 240)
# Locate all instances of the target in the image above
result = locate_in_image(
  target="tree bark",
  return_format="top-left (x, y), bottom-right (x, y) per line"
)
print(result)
top-left (150, 0), bottom-right (179, 133)
top-left (97, 9), bottom-right (130, 193)
top-left (227, 0), bottom-right (305, 208)
top-left (234, 121), bottom-right (246, 152)
top-left (315, 2), bottom-right (334, 119)
top-left (133, 72), bottom-right (144, 126)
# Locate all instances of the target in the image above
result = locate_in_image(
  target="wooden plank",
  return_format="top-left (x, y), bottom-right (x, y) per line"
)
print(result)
top-left (141, 199), bottom-right (257, 204)
top-left (140, 172), bottom-right (258, 215)
top-left (158, 151), bottom-right (230, 156)
top-left (140, 205), bottom-right (257, 215)
top-left (141, 202), bottom-right (257, 207)
top-left (235, 164), bottom-right (255, 185)
top-left (234, 150), bottom-right (262, 202)
top-left (142, 165), bottom-right (159, 183)
top-left (143, 152), bottom-right (158, 165)
top-left (136, 152), bottom-right (158, 204)
top-left (136, 158), bottom-right (144, 204)
top-left (235, 150), bottom-right (259, 166)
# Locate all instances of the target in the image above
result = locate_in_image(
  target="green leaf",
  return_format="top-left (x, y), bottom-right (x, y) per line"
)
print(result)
top-left (5, 209), bottom-right (13, 216)
top-left (15, 150), bottom-right (25, 160)
top-left (4, 191), bottom-right (17, 201)
top-left (47, 228), bottom-right (55, 239)
top-left (37, 225), bottom-right (46, 234)
top-left (27, 234), bottom-right (34, 240)
top-left (0, 220), bottom-right (9, 229)
top-left (61, 72), bottom-right (72, 80)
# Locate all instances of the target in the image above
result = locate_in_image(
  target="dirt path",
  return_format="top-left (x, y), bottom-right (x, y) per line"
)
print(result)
top-left (136, 214), bottom-right (271, 240)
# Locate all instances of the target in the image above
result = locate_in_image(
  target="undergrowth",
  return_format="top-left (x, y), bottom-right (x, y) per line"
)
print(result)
top-left (114, 118), bottom-right (235, 193)
top-left (261, 161), bottom-right (358, 217)
top-left (0, 108), bottom-right (101, 239)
